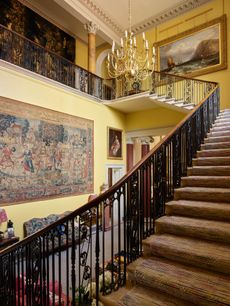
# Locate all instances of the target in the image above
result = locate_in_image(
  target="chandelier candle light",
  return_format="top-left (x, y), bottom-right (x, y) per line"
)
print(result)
top-left (107, 0), bottom-right (156, 81)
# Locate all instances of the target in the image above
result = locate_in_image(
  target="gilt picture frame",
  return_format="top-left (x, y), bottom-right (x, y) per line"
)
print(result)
top-left (107, 127), bottom-right (123, 160)
top-left (154, 15), bottom-right (227, 78)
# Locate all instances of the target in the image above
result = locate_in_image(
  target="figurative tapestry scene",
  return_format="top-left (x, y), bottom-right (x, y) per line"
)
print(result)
top-left (0, 99), bottom-right (93, 205)
top-left (0, 0), bottom-right (75, 62)
top-left (159, 24), bottom-right (220, 75)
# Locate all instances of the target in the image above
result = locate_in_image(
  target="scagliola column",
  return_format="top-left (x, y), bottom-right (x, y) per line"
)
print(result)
top-left (84, 22), bottom-right (99, 74)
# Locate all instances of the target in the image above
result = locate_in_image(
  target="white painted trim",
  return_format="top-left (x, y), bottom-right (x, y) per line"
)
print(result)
top-left (105, 164), bottom-right (125, 185)
top-left (0, 60), bottom-right (102, 104)
top-left (126, 126), bottom-right (174, 139)
top-left (96, 49), bottom-right (110, 77)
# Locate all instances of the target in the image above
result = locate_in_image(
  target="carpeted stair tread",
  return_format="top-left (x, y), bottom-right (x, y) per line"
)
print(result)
top-left (204, 136), bottom-right (230, 143)
top-left (130, 257), bottom-right (230, 306)
top-left (197, 148), bottom-right (230, 157)
top-left (187, 165), bottom-right (230, 176)
top-left (209, 130), bottom-right (230, 137)
top-left (166, 200), bottom-right (230, 221)
top-left (211, 123), bottom-right (230, 129)
top-left (181, 176), bottom-right (230, 188)
top-left (155, 215), bottom-right (230, 243)
top-left (117, 285), bottom-right (192, 306)
top-left (192, 156), bottom-right (230, 166)
top-left (143, 234), bottom-right (230, 274)
top-left (201, 142), bottom-right (230, 149)
top-left (174, 187), bottom-right (230, 202)
top-left (213, 122), bottom-right (230, 128)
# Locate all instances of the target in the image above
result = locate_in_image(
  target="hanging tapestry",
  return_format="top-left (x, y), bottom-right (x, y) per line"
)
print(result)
top-left (0, 97), bottom-right (94, 205)
top-left (0, 0), bottom-right (75, 62)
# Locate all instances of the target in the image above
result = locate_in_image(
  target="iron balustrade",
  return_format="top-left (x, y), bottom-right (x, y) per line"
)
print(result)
top-left (151, 71), bottom-right (217, 106)
top-left (0, 21), bottom-right (220, 306)
top-left (0, 23), bottom-right (217, 104)
top-left (0, 85), bottom-right (219, 306)
top-left (0, 24), bottom-right (114, 101)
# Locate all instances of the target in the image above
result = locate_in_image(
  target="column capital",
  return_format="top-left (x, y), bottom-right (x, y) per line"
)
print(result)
top-left (84, 21), bottom-right (99, 34)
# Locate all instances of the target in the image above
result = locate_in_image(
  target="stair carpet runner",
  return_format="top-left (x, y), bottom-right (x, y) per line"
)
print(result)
top-left (101, 109), bottom-right (230, 306)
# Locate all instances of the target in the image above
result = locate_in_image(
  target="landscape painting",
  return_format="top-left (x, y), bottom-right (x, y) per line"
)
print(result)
top-left (155, 15), bottom-right (227, 77)
top-left (0, 97), bottom-right (94, 205)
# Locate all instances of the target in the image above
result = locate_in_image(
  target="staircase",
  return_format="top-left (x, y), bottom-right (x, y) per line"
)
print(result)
top-left (101, 109), bottom-right (230, 306)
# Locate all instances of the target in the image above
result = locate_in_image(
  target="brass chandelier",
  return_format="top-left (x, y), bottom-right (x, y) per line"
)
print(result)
top-left (107, 0), bottom-right (155, 81)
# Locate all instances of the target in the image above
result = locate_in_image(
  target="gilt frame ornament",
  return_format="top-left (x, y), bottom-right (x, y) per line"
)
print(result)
top-left (154, 15), bottom-right (227, 78)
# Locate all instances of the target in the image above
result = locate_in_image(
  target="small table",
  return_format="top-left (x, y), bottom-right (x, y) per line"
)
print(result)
top-left (0, 237), bottom-right (19, 251)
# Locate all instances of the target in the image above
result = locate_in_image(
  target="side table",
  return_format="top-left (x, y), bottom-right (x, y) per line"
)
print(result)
top-left (0, 237), bottom-right (19, 251)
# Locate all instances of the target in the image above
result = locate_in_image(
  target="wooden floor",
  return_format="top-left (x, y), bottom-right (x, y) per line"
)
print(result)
top-left (101, 109), bottom-right (230, 306)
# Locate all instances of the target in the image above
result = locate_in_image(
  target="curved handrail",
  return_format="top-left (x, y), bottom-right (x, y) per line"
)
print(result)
top-left (0, 85), bottom-right (219, 256)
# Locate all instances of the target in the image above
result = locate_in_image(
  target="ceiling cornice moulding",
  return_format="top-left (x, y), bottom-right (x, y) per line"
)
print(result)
top-left (78, 0), bottom-right (212, 36)
top-left (78, 0), bottom-right (124, 35)
top-left (132, 0), bottom-right (212, 34)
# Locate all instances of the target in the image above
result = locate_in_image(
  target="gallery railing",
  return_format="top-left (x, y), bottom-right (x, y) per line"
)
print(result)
top-left (151, 71), bottom-right (217, 106)
top-left (0, 84), bottom-right (219, 305)
top-left (0, 23), bottom-right (114, 100)
top-left (0, 23), bottom-right (218, 105)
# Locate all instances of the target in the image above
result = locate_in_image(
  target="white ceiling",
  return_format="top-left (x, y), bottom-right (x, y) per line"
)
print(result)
top-left (23, 0), bottom-right (211, 45)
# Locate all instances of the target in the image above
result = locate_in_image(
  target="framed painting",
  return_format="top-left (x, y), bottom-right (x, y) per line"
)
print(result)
top-left (107, 127), bottom-right (122, 160)
top-left (154, 15), bottom-right (227, 78)
top-left (0, 96), bottom-right (94, 205)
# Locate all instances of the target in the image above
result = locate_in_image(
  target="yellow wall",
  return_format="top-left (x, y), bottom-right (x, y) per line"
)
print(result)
top-left (126, 107), bottom-right (185, 131)
top-left (135, 0), bottom-right (230, 109)
top-left (0, 65), bottom-right (126, 239)
top-left (75, 38), bottom-right (88, 70)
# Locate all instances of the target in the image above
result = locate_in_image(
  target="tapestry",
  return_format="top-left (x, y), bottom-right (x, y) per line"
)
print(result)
top-left (0, 0), bottom-right (75, 62)
top-left (0, 97), bottom-right (94, 205)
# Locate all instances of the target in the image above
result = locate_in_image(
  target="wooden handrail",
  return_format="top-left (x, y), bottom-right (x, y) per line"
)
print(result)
top-left (0, 84), bottom-right (219, 256)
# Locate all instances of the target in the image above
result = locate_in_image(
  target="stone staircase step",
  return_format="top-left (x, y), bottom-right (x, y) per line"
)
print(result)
top-left (104, 285), bottom-right (191, 306)
top-left (204, 136), bottom-right (230, 143)
top-left (213, 122), bottom-right (230, 128)
top-left (208, 130), bottom-right (230, 137)
top-left (220, 109), bottom-right (230, 113)
top-left (143, 234), bottom-right (230, 275)
top-left (217, 113), bottom-right (230, 120)
top-left (174, 187), bottom-right (230, 202)
top-left (201, 142), bottom-right (230, 149)
top-left (183, 105), bottom-right (194, 110)
top-left (211, 126), bottom-right (230, 132)
top-left (166, 200), bottom-right (230, 221)
top-left (188, 165), bottom-right (230, 176)
top-left (181, 176), bottom-right (230, 188)
top-left (128, 257), bottom-right (230, 306)
top-left (215, 118), bottom-right (230, 124)
top-left (155, 216), bottom-right (230, 243)
top-left (192, 156), bottom-right (230, 166)
top-left (197, 148), bottom-right (230, 157)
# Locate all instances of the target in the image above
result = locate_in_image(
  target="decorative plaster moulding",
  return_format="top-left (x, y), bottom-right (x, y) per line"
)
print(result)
top-left (78, 0), bottom-right (212, 36)
top-left (132, 0), bottom-right (212, 33)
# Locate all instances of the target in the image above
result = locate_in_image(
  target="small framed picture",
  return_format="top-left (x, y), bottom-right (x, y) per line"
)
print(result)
top-left (107, 127), bottom-right (122, 159)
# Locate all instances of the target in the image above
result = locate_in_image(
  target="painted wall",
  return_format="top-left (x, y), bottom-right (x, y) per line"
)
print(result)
top-left (137, 0), bottom-right (230, 109)
top-left (75, 38), bottom-right (88, 70)
top-left (125, 107), bottom-right (186, 132)
top-left (0, 64), bottom-right (126, 238)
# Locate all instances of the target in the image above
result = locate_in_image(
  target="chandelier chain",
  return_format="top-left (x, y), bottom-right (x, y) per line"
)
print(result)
top-left (107, 0), bottom-right (155, 82)
top-left (129, 0), bottom-right (131, 33)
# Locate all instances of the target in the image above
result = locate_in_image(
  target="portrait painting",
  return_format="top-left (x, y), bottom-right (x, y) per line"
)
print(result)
top-left (108, 127), bottom-right (122, 159)
top-left (0, 97), bottom-right (94, 205)
top-left (155, 15), bottom-right (227, 78)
